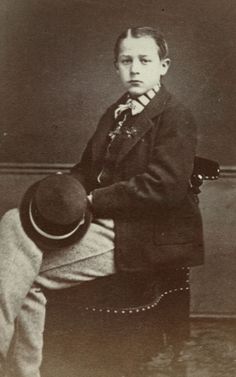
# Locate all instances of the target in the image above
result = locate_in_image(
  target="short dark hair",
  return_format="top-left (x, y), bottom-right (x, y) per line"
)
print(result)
top-left (114, 26), bottom-right (169, 62)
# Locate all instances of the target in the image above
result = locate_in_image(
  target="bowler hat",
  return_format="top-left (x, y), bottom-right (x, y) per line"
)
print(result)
top-left (19, 174), bottom-right (92, 251)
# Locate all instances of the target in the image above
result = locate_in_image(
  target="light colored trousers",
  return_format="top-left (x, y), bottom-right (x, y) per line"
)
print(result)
top-left (0, 209), bottom-right (115, 377)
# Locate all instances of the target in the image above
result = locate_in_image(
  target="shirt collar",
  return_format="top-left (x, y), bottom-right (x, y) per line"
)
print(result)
top-left (114, 83), bottom-right (160, 118)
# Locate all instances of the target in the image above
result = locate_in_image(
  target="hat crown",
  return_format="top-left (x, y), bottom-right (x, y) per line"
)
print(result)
top-left (35, 175), bottom-right (87, 226)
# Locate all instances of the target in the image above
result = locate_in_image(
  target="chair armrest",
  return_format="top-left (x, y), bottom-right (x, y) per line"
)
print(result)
top-left (190, 156), bottom-right (220, 194)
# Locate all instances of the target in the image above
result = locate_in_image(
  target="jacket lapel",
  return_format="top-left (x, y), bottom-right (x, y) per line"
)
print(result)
top-left (90, 93), bottom-right (128, 160)
top-left (115, 86), bottom-right (171, 166)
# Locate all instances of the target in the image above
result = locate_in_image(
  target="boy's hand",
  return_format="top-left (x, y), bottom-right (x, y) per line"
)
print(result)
top-left (87, 194), bottom-right (93, 207)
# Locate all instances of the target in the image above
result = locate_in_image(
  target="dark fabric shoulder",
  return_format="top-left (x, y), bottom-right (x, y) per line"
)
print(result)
top-left (157, 92), bottom-right (196, 135)
top-left (164, 92), bottom-right (195, 119)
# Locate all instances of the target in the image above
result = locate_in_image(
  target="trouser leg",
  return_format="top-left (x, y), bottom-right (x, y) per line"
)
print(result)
top-left (7, 250), bottom-right (116, 377)
top-left (0, 209), bottom-right (43, 370)
top-left (7, 287), bottom-right (46, 377)
top-left (1, 209), bottom-right (115, 377)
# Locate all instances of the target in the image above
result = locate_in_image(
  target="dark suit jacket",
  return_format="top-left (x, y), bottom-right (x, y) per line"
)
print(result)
top-left (71, 86), bottom-right (204, 272)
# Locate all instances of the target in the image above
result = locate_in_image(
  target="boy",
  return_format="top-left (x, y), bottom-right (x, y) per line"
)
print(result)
top-left (0, 27), bottom-right (203, 377)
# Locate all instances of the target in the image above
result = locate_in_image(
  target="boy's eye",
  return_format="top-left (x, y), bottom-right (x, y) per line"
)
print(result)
top-left (140, 58), bottom-right (151, 64)
top-left (121, 58), bottom-right (132, 65)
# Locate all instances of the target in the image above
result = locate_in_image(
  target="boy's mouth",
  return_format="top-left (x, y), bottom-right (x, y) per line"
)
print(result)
top-left (128, 80), bottom-right (143, 85)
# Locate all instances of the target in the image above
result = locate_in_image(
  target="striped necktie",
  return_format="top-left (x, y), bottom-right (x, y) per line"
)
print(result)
top-left (114, 83), bottom-right (160, 119)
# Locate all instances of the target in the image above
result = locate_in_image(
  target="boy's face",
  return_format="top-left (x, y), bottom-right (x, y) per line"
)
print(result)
top-left (115, 36), bottom-right (170, 97)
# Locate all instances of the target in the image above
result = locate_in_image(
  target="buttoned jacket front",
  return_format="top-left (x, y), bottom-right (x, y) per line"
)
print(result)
top-left (71, 86), bottom-right (204, 271)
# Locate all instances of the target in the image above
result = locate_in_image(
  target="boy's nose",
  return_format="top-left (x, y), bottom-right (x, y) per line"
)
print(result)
top-left (130, 60), bottom-right (141, 74)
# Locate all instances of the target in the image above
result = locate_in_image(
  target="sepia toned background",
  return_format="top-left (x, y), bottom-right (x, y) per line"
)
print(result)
top-left (0, 0), bottom-right (235, 317)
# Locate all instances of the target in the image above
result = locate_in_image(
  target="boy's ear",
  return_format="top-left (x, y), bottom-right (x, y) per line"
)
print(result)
top-left (161, 58), bottom-right (171, 76)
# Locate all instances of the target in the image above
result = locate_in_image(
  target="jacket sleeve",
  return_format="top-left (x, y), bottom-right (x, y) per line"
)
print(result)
top-left (90, 104), bottom-right (197, 218)
top-left (70, 138), bottom-right (94, 192)
top-left (70, 106), bottom-right (114, 193)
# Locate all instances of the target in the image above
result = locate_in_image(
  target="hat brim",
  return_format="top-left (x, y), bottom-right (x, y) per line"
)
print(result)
top-left (19, 181), bottom-right (92, 252)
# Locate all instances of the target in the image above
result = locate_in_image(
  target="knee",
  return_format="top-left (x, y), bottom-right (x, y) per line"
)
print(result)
top-left (0, 208), bottom-right (37, 251)
top-left (0, 208), bottom-right (20, 226)
top-left (0, 208), bottom-right (20, 234)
